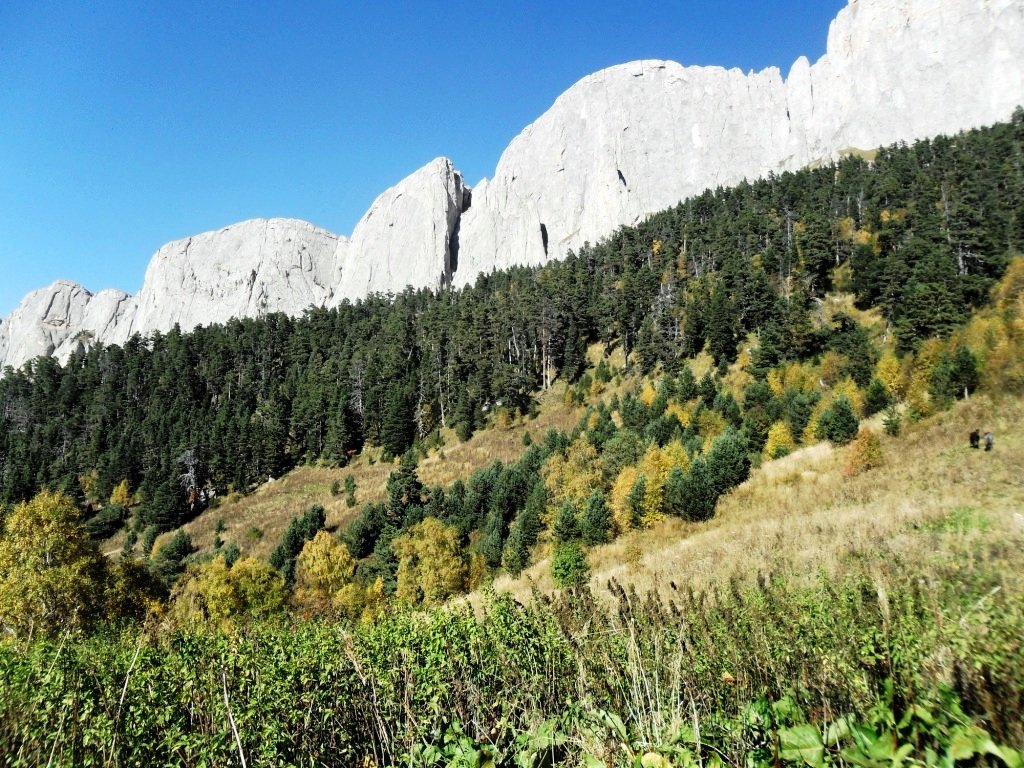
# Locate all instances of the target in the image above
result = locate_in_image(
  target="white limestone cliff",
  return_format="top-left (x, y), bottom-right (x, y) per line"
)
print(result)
top-left (334, 157), bottom-right (469, 302)
top-left (2, 0), bottom-right (1022, 371)
top-left (130, 218), bottom-right (339, 338)
top-left (455, 0), bottom-right (1024, 285)
top-left (0, 282), bottom-right (135, 369)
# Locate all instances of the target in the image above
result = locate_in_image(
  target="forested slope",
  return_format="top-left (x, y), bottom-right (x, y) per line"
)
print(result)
top-left (1, 113), bottom-right (1021, 542)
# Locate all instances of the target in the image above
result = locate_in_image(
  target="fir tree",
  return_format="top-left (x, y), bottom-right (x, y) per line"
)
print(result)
top-left (551, 542), bottom-right (590, 588)
top-left (553, 502), bottom-right (580, 543)
top-left (680, 459), bottom-right (716, 522)
top-left (817, 396), bottom-right (860, 445)
top-left (705, 428), bottom-right (751, 498)
top-left (864, 378), bottom-right (892, 416)
top-left (580, 490), bottom-right (612, 545)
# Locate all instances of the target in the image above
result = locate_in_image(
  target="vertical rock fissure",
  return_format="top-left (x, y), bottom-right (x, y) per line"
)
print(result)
top-left (443, 183), bottom-right (472, 288)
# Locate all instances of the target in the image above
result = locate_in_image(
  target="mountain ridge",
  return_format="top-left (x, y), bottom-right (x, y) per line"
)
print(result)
top-left (2, 0), bottom-right (1022, 371)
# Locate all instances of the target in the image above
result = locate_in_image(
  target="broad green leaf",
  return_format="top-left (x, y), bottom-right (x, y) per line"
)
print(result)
top-left (825, 716), bottom-right (852, 745)
top-left (778, 724), bottom-right (825, 767)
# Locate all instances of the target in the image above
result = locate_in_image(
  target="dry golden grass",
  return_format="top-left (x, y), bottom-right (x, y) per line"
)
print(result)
top-left (481, 392), bottom-right (1024, 607)
top-left (176, 465), bottom-right (390, 560)
top-left (168, 379), bottom-right (582, 560)
top-left (417, 382), bottom-right (580, 488)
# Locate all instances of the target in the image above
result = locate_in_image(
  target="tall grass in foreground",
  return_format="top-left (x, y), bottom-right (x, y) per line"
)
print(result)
top-left (1, 561), bottom-right (1021, 767)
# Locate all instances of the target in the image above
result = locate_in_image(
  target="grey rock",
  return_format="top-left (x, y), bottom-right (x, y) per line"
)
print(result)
top-left (2, 0), bottom-right (1022, 370)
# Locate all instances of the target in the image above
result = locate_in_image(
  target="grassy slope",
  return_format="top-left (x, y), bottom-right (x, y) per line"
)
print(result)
top-left (170, 381), bottom-right (582, 560)
top-left (484, 391), bottom-right (1024, 605)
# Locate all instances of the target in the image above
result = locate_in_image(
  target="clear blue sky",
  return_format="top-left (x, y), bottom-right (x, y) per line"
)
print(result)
top-left (0, 0), bottom-right (846, 317)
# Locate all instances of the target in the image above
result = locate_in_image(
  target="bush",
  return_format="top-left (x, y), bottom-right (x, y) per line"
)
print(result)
top-left (551, 542), bottom-right (590, 588)
top-left (816, 395), bottom-right (859, 445)
top-left (844, 428), bottom-right (884, 476)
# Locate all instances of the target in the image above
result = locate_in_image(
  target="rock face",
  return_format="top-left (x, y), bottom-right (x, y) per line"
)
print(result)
top-left (131, 218), bottom-right (339, 338)
top-left (455, 0), bottom-right (1024, 284)
top-left (2, 0), bottom-right (1022, 370)
top-left (335, 157), bottom-right (469, 301)
top-left (0, 282), bottom-right (135, 369)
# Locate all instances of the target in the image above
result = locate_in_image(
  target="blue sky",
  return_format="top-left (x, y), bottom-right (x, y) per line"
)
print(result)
top-left (0, 0), bottom-right (846, 317)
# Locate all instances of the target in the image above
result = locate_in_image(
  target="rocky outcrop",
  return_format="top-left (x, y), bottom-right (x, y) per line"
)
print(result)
top-left (131, 218), bottom-right (339, 338)
top-left (334, 157), bottom-right (469, 301)
top-left (2, 0), bottom-right (1022, 371)
top-left (455, 0), bottom-right (1024, 284)
top-left (0, 282), bottom-right (135, 369)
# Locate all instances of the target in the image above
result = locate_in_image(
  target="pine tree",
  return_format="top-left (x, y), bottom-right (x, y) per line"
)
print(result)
top-left (817, 395), bottom-right (859, 445)
top-left (580, 490), bottom-right (612, 545)
top-left (681, 459), bottom-right (716, 521)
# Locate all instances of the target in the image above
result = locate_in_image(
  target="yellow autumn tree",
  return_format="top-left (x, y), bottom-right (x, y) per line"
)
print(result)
top-left (662, 440), bottom-right (691, 474)
top-left (609, 465), bottom-right (640, 534)
top-left (905, 339), bottom-right (944, 418)
top-left (109, 479), bottom-right (133, 508)
top-left (763, 421), bottom-right (796, 460)
top-left (802, 397), bottom-right (830, 445)
top-left (393, 517), bottom-right (466, 608)
top-left (542, 436), bottom-right (603, 520)
top-left (818, 351), bottom-right (847, 387)
top-left (171, 555), bottom-right (286, 630)
top-left (78, 470), bottom-right (102, 508)
top-left (844, 428), bottom-right (884, 477)
top-left (639, 381), bottom-right (658, 407)
top-left (292, 531), bottom-right (362, 619)
top-left (970, 257), bottom-right (1024, 392)
top-left (695, 408), bottom-right (727, 450)
top-left (832, 377), bottom-right (865, 417)
top-left (875, 350), bottom-right (904, 399)
top-left (665, 401), bottom-right (691, 427)
top-left (635, 445), bottom-right (671, 526)
top-left (360, 577), bottom-right (387, 624)
top-left (0, 490), bottom-right (109, 638)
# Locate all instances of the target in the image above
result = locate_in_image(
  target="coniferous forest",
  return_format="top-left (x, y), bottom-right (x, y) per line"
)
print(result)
top-left (1, 114), bottom-right (1024, 766)
top-left (2, 114), bottom-right (1021, 525)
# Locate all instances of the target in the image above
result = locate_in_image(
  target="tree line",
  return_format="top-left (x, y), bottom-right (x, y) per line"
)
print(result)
top-left (0, 110), bottom-right (1021, 539)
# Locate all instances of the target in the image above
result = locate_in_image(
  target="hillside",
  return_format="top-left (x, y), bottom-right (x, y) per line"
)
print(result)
top-left (165, 383), bottom-right (581, 561)
top-left (2, 113), bottom-right (1024, 765)
top-left (487, 390), bottom-right (1024, 602)
top-left (3, 393), bottom-right (1023, 765)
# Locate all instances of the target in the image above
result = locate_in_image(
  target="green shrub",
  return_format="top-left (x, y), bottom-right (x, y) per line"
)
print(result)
top-left (551, 542), bottom-right (590, 588)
